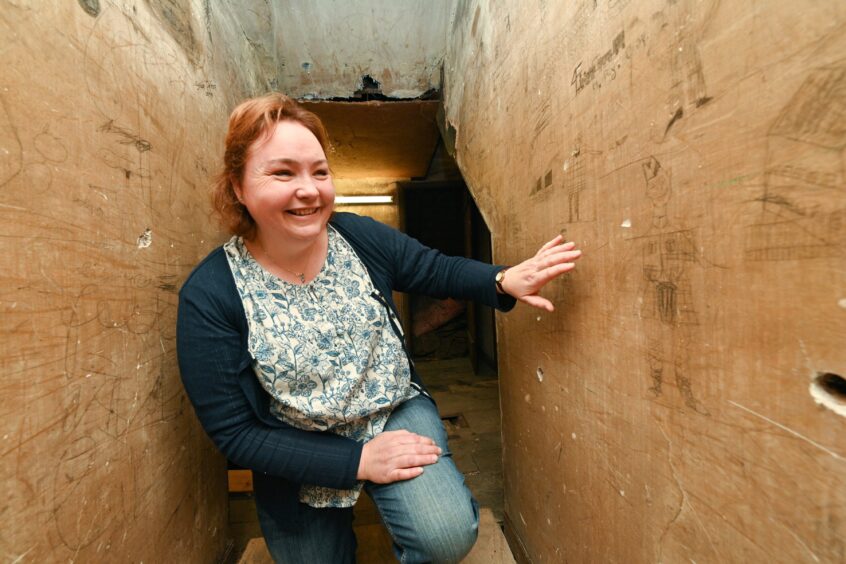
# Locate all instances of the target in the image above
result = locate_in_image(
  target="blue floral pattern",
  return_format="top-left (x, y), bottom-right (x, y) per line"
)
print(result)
top-left (224, 227), bottom-right (417, 508)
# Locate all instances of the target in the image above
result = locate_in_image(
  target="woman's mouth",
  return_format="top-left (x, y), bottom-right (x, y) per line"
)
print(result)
top-left (287, 207), bottom-right (319, 217)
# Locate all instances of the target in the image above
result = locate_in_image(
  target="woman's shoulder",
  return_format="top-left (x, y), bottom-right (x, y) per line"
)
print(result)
top-left (331, 212), bottom-right (399, 245)
top-left (178, 242), bottom-right (249, 332)
top-left (179, 244), bottom-right (237, 300)
top-left (331, 211), bottom-right (376, 230)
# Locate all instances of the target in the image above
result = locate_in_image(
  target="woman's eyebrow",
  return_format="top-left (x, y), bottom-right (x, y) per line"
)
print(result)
top-left (262, 157), bottom-right (328, 168)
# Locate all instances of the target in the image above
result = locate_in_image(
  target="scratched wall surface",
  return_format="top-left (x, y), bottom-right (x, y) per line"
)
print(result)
top-left (0, 1), bottom-right (265, 561)
top-left (444, 1), bottom-right (845, 562)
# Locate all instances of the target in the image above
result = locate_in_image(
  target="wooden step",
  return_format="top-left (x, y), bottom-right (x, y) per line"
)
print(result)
top-left (237, 508), bottom-right (514, 563)
top-left (238, 537), bottom-right (273, 564)
top-left (463, 508), bottom-right (516, 564)
top-left (228, 469), bottom-right (253, 493)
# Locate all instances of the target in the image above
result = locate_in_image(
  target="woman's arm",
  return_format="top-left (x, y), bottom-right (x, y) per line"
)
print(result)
top-left (341, 214), bottom-right (515, 309)
top-left (349, 215), bottom-right (580, 311)
top-left (177, 261), bottom-right (442, 486)
top-left (177, 270), bottom-right (362, 489)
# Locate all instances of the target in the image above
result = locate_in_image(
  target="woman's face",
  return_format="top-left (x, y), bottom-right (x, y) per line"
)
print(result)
top-left (236, 120), bottom-right (335, 244)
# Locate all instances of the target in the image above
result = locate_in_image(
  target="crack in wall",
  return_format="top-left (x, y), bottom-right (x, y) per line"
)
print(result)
top-left (657, 425), bottom-right (721, 562)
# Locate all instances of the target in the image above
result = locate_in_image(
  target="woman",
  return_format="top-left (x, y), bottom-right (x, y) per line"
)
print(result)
top-left (177, 93), bottom-right (581, 563)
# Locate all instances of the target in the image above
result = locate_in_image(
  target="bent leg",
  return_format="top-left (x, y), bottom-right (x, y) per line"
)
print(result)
top-left (365, 395), bottom-right (479, 564)
top-left (257, 501), bottom-right (356, 564)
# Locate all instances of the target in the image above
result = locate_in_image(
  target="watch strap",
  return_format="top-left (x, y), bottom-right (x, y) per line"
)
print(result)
top-left (495, 267), bottom-right (510, 294)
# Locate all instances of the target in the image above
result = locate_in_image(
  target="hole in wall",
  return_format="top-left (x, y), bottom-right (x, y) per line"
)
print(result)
top-left (330, 75), bottom-right (440, 102)
top-left (78, 0), bottom-right (100, 17)
top-left (810, 372), bottom-right (846, 417)
top-left (355, 74), bottom-right (382, 97)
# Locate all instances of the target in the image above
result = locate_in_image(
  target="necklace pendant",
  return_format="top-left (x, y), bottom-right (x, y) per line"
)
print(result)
top-left (297, 273), bottom-right (306, 284)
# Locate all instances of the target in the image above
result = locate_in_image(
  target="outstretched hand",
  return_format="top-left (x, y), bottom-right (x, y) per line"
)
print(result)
top-left (499, 235), bottom-right (582, 312)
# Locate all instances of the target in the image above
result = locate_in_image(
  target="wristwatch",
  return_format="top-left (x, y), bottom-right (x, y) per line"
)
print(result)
top-left (495, 268), bottom-right (509, 294)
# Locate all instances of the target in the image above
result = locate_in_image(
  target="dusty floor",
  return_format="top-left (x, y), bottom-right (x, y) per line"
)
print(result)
top-left (416, 357), bottom-right (505, 523)
top-left (229, 356), bottom-right (507, 562)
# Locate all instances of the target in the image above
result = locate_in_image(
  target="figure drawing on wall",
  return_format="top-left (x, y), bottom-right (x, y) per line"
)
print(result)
top-left (636, 157), bottom-right (709, 415)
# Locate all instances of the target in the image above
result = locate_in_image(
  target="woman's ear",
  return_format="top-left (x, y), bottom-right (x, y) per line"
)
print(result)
top-left (230, 173), bottom-right (244, 205)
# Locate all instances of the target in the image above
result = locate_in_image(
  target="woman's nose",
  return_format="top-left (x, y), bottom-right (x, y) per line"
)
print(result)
top-left (294, 178), bottom-right (319, 199)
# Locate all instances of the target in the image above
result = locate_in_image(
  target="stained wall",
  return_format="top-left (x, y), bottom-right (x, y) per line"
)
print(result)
top-left (202, 0), bottom-right (454, 101)
top-left (444, 1), bottom-right (846, 562)
top-left (0, 1), bottom-right (272, 561)
top-left (265, 0), bottom-right (454, 99)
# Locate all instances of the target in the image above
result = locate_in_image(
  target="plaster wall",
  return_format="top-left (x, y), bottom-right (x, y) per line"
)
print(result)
top-left (205, 0), bottom-right (455, 101)
top-left (0, 1), bottom-right (270, 560)
top-left (268, 0), bottom-right (454, 99)
top-left (444, 1), bottom-right (846, 562)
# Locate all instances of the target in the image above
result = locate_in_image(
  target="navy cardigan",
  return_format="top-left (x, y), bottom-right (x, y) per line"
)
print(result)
top-left (176, 212), bottom-right (515, 529)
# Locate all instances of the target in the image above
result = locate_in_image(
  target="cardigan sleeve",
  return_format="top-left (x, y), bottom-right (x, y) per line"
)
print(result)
top-left (176, 254), bottom-right (363, 489)
top-left (350, 214), bottom-right (517, 311)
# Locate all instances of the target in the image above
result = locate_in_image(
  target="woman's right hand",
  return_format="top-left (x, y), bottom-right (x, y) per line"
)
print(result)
top-left (357, 430), bottom-right (442, 483)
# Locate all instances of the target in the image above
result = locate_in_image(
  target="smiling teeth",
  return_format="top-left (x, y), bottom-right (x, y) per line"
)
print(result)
top-left (290, 208), bottom-right (317, 216)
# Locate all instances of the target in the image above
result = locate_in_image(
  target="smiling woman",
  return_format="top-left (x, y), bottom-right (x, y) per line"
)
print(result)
top-left (177, 93), bottom-right (581, 563)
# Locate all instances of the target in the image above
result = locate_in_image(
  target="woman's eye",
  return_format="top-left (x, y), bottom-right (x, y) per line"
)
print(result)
top-left (273, 170), bottom-right (293, 177)
top-left (314, 170), bottom-right (329, 178)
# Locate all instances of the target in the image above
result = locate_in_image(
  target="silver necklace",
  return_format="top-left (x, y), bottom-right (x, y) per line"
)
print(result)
top-left (284, 270), bottom-right (307, 284)
top-left (255, 240), bottom-right (308, 284)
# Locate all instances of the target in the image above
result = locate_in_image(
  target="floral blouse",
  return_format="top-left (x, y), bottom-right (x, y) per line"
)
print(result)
top-left (223, 226), bottom-right (417, 508)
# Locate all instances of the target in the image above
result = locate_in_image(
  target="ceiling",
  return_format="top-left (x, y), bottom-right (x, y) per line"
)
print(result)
top-left (210, 0), bottom-right (455, 178)
top-left (265, 1), bottom-right (453, 99)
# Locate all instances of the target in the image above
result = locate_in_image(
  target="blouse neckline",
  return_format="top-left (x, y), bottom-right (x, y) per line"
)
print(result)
top-left (240, 225), bottom-right (338, 289)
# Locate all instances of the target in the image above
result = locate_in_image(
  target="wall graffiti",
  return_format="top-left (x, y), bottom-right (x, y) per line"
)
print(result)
top-left (632, 157), bottom-right (709, 415)
top-left (745, 64), bottom-right (846, 261)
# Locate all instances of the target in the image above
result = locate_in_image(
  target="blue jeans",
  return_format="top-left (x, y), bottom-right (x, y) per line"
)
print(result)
top-left (256, 395), bottom-right (480, 563)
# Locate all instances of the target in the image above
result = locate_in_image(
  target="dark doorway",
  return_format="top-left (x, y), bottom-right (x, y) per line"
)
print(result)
top-left (399, 172), bottom-right (497, 375)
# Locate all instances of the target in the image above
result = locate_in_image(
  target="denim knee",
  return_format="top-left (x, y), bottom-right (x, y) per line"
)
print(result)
top-left (405, 498), bottom-right (479, 563)
top-left (370, 396), bottom-right (481, 563)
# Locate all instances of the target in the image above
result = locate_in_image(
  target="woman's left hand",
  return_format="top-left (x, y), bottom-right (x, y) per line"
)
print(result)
top-left (500, 235), bottom-right (582, 312)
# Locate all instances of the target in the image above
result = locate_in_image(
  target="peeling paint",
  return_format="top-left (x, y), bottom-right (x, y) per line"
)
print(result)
top-left (137, 228), bottom-right (153, 249)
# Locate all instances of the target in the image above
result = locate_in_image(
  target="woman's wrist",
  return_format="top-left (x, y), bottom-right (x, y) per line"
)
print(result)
top-left (495, 267), bottom-right (510, 295)
top-left (356, 442), bottom-right (369, 481)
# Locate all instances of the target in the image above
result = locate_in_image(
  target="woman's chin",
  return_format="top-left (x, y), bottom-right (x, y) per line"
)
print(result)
top-left (281, 217), bottom-right (328, 241)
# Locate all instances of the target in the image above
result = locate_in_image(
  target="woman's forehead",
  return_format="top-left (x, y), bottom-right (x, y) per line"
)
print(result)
top-left (250, 121), bottom-right (327, 162)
